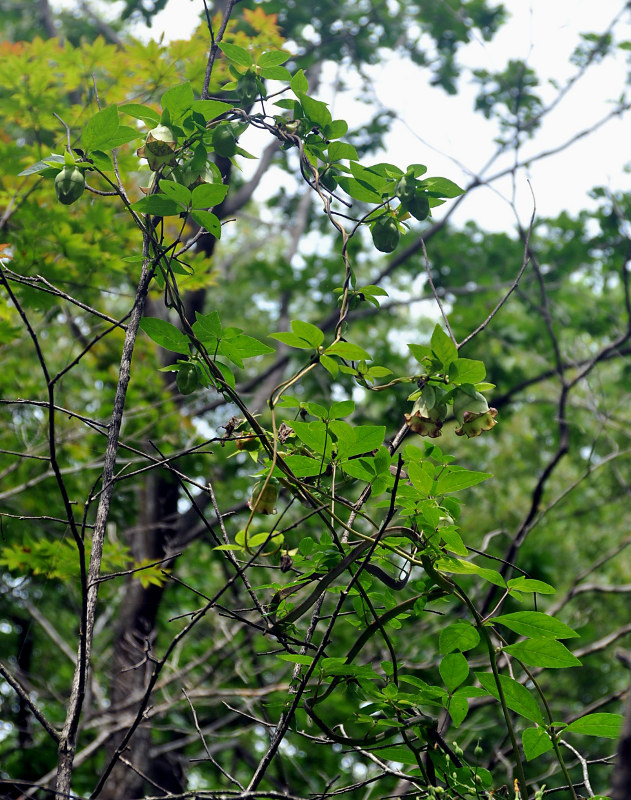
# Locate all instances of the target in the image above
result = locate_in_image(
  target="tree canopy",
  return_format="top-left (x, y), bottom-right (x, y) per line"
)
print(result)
top-left (2, 2), bottom-right (631, 800)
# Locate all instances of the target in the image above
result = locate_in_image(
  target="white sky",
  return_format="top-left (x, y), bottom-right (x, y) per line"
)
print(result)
top-left (55, 0), bottom-right (631, 232)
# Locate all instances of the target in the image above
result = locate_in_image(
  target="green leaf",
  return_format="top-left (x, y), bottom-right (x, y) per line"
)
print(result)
top-left (330, 423), bottom-right (385, 458)
top-left (282, 455), bottom-right (323, 478)
top-left (119, 103), bottom-right (161, 125)
top-left (190, 99), bottom-right (233, 120)
top-left (139, 318), bottom-right (190, 354)
top-left (132, 195), bottom-right (181, 216)
top-left (260, 65), bottom-right (292, 81)
top-left (367, 366), bottom-right (392, 378)
top-left (213, 544), bottom-right (244, 552)
top-left (325, 119), bottom-right (348, 139)
top-left (493, 611), bottom-right (579, 640)
top-left (324, 341), bottom-right (371, 360)
top-left (408, 343), bottom-right (432, 363)
top-left (220, 42), bottom-right (253, 67)
top-left (431, 324), bottom-right (457, 367)
top-left (160, 82), bottom-right (194, 120)
top-left (435, 468), bottom-right (492, 494)
top-left (475, 672), bottom-right (545, 725)
top-left (82, 105), bottom-right (120, 151)
top-left (329, 400), bottom-right (355, 419)
top-left (225, 334), bottom-right (274, 360)
top-left (106, 125), bottom-right (144, 147)
top-left (297, 93), bottom-right (332, 127)
top-left (291, 421), bottom-right (331, 456)
top-left (407, 462), bottom-right (433, 496)
top-left (304, 402), bottom-right (329, 419)
top-left (450, 358), bottom-right (486, 384)
top-left (319, 354), bottom-right (339, 376)
top-left (159, 179), bottom-right (192, 207)
top-left (522, 727), bottom-right (554, 761)
top-left (507, 577), bottom-right (556, 595)
top-left (269, 332), bottom-right (314, 350)
top-left (290, 319), bottom-right (324, 347)
top-left (290, 69), bottom-right (309, 94)
top-left (350, 162), bottom-right (388, 192)
top-left (328, 141), bottom-right (359, 162)
top-left (193, 311), bottom-right (222, 340)
top-left (436, 557), bottom-right (506, 587)
top-left (440, 527), bottom-right (468, 556)
top-left (18, 154), bottom-right (64, 176)
top-left (337, 176), bottom-right (383, 203)
top-left (277, 653), bottom-right (314, 665)
top-left (439, 652), bottom-right (469, 693)
top-left (340, 458), bottom-right (375, 482)
top-left (191, 183), bottom-right (229, 208)
top-left (503, 639), bottom-right (581, 669)
top-left (239, 530), bottom-right (282, 549)
top-left (258, 50), bottom-right (290, 67)
top-left (214, 360), bottom-right (235, 389)
top-left (424, 176), bottom-right (464, 198)
top-left (89, 150), bottom-right (114, 171)
top-left (360, 285), bottom-right (388, 297)
top-left (439, 622), bottom-right (480, 654)
top-left (375, 746), bottom-right (423, 766)
top-left (190, 210), bottom-right (221, 238)
top-left (563, 713), bottom-right (623, 739)
top-left (444, 694), bottom-right (469, 727)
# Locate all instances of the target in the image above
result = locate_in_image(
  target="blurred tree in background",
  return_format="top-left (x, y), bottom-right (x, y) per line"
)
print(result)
top-left (2, 2), bottom-right (631, 799)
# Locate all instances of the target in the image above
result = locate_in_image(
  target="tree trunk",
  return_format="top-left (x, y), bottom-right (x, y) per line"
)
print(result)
top-left (100, 471), bottom-right (181, 799)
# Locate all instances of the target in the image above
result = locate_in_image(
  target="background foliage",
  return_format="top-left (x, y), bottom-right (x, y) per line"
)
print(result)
top-left (2, 2), bottom-right (631, 800)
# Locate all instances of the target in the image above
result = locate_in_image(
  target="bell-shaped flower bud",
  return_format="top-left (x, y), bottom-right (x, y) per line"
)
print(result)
top-left (137, 124), bottom-right (178, 171)
top-left (248, 477), bottom-right (279, 515)
top-left (54, 167), bottom-right (85, 205)
top-left (455, 407), bottom-right (498, 438)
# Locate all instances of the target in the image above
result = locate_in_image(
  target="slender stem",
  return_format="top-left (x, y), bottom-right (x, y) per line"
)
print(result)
top-left (54, 239), bottom-right (153, 800)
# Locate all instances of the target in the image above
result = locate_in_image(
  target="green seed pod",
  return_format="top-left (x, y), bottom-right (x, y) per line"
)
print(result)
top-left (54, 167), bottom-right (85, 205)
top-left (371, 216), bottom-right (400, 253)
top-left (406, 191), bottom-right (430, 221)
top-left (212, 124), bottom-right (238, 158)
top-left (176, 362), bottom-right (199, 395)
top-left (396, 173), bottom-right (417, 203)
top-left (237, 74), bottom-right (259, 105)
top-left (248, 477), bottom-right (279, 515)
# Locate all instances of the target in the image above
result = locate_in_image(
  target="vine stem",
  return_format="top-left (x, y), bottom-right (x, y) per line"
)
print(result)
top-left (54, 237), bottom-right (153, 800)
top-left (458, 589), bottom-right (530, 800)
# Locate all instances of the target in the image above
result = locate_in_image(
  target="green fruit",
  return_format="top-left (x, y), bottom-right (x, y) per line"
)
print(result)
top-left (177, 362), bottom-right (199, 395)
top-left (248, 477), bottom-right (279, 515)
top-left (237, 74), bottom-right (259, 105)
top-left (396, 173), bottom-right (417, 203)
top-left (54, 167), bottom-right (85, 205)
top-left (371, 216), bottom-right (400, 253)
top-left (406, 191), bottom-right (430, 221)
top-left (212, 124), bottom-right (238, 158)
